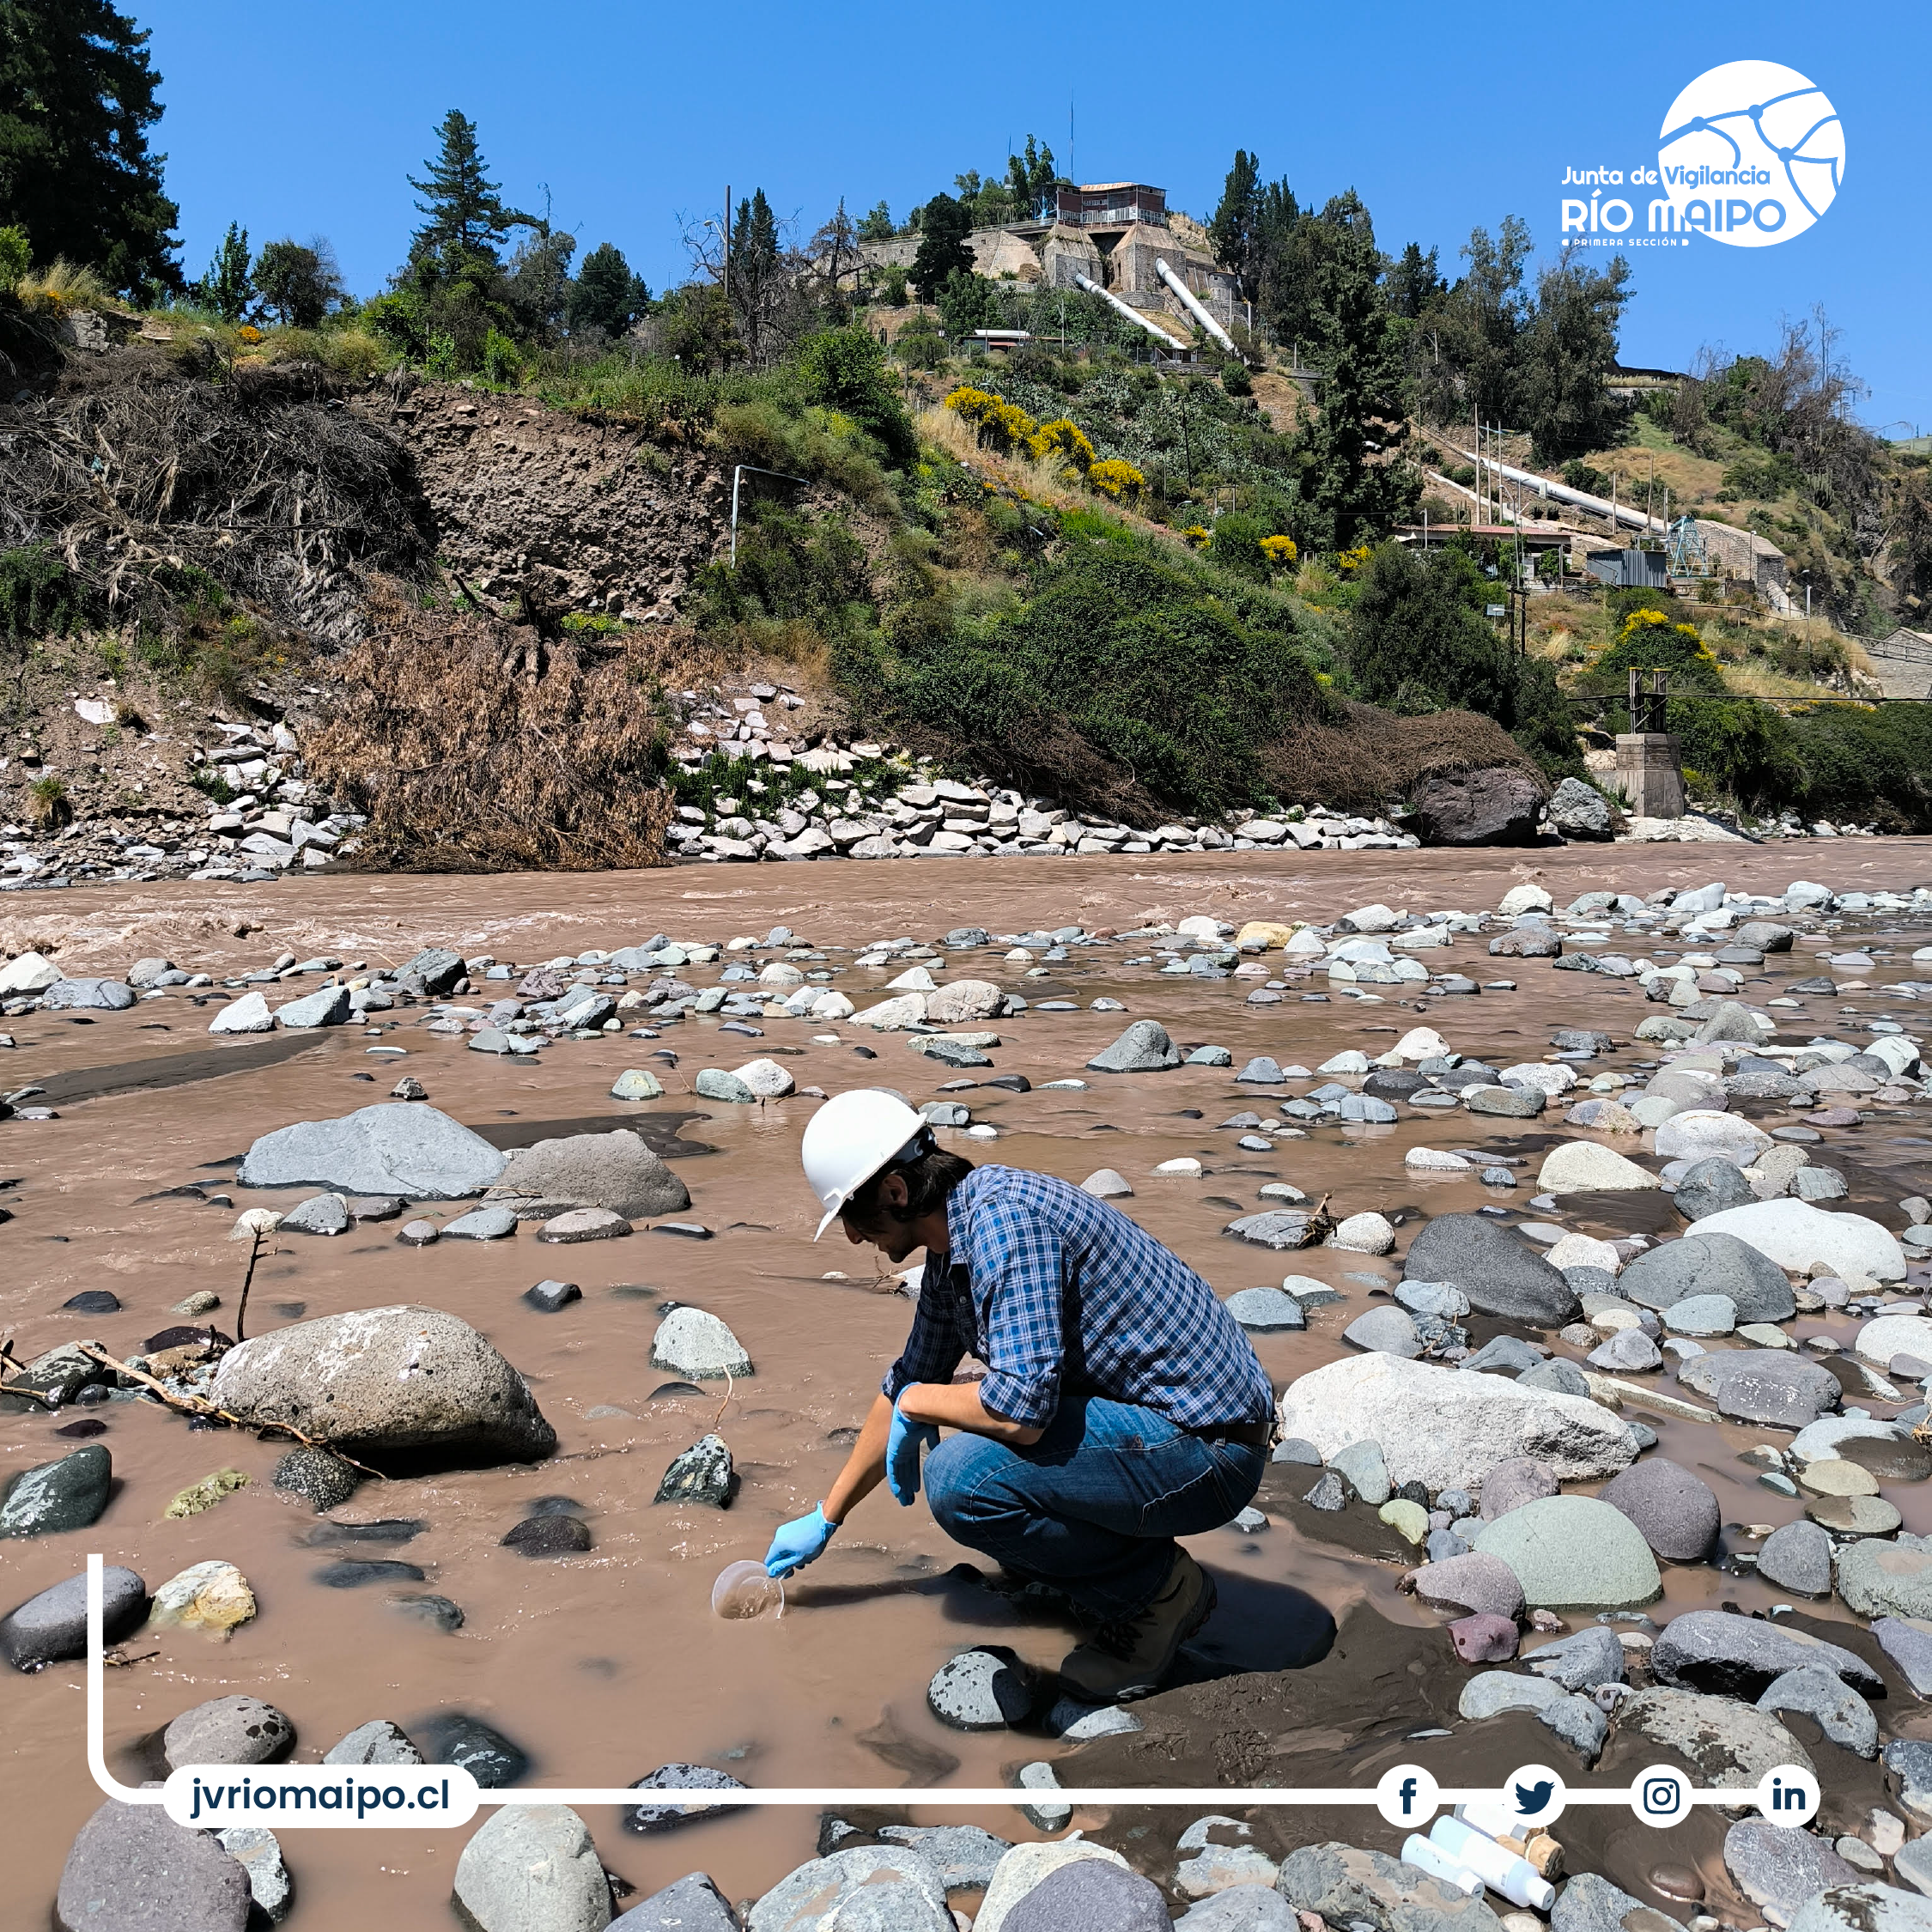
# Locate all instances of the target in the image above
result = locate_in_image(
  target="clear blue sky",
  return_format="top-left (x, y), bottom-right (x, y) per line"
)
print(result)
top-left (131, 0), bottom-right (1930, 434)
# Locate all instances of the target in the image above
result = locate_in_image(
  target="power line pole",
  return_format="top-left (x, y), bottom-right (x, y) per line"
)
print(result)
top-left (723, 183), bottom-right (731, 304)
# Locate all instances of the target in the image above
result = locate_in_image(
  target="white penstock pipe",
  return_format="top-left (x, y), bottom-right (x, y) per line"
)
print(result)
top-left (1155, 258), bottom-right (1238, 355)
top-left (1072, 272), bottom-right (1188, 353)
top-left (1400, 1836), bottom-right (1485, 1897)
top-left (1428, 1817), bottom-right (1556, 1912)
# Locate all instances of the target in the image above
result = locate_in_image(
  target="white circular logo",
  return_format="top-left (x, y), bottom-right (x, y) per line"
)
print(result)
top-left (1658, 60), bottom-right (1844, 246)
top-left (1376, 1764), bottom-right (1442, 1828)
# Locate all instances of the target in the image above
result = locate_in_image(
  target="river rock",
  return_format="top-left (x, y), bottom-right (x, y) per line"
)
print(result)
top-left (211, 1825), bottom-right (291, 1923)
top-left (1649, 1608), bottom-right (1880, 1698)
top-left (503, 1514), bottom-right (593, 1557)
top-left (489, 1128), bottom-right (689, 1220)
top-left (1086, 1020), bottom-right (1182, 1072)
top-left (276, 982), bottom-right (351, 1028)
top-left (209, 990), bottom-right (276, 1033)
top-left (750, 1845), bottom-right (951, 1932)
top-left (1344, 1306), bottom-right (1423, 1357)
top-left (1857, 1315), bottom-right (1932, 1367)
top-left (610, 1069), bottom-right (665, 1101)
top-left (693, 1068), bottom-right (754, 1103)
top-left (1655, 1109), bottom-right (1773, 1165)
top-left (926, 979), bottom-right (1003, 1024)
top-left (271, 1446), bottom-right (363, 1511)
top-left (239, 1103), bottom-right (507, 1199)
top-left (1004, 1859), bottom-right (1171, 1931)
top-left (1539, 1143), bottom-right (1658, 1193)
top-left (1836, 1535), bottom-right (1932, 1620)
top-left (1613, 1687), bottom-right (1813, 1786)
top-left (1676, 1157), bottom-right (1757, 1220)
top-left (417, 1712), bottom-right (530, 1785)
top-left (1404, 1214), bottom-right (1579, 1325)
top-left (1277, 1353), bottom-right (1637, 1495)
top-left (56, 1799), bottom-right (252, 1932)
top-left (1756, 1519), bottom-right (1833, 1596)
top-left (324, 1719), bottom-right (423, 1765)
top-left (1406, 1552), bottom-right (1527, 1620)
top-left (1277, 1840), bottom-right (1506, 1932)
top-left (210, 1306), bottom-right (556, 1464)
top-left (928, 1646), bottom-right (1036, 1729)
top-left (1525, 1624), bottom-right (1625, 1691)
top-left (1473, 1496), bottom-right (1661, 1607)
top-left (1675, 1350), bottom-right (1839, 1428)
top-left (1789, 1885), bottom-right (1932, 1932)
top-left (1081, 1169), bottom-right (1133, 1198)
top-left (1552, 1873), bottom-right (1684, 1932)
top-left (1596, 1459), bottom-right (1722, 1563)
top-left (610, 1873), bottom-right (738, 1932)
top-left (650, 1308), bottom-right (752, 1380)
top-left (654, 1434), bottom-right (733, 1507)
top-left (1724, 1818), bottom-right (1862, 1917)
top-left (2, 1564), bottom-right (146, 1669)
top-left (277, 1190), bottom-right (349, 1236)
top-left (1551, 777), bottom-right (1614, 840)
top-left (623, 1765), bottom-right (748, 1833)
top-left (538, 1206), bottom-right (631, 1243)
top-left (45, 975), bottom-right (137, 1010)
top-left (1756, 1664), bottom-right (1879, 1757)
top-left (149, 1559), bottom-right (257, 1634)
top-left (1693, 1199), bottom-right (1907, 1282)
top-left (164, 1694), bottom-right (295, 1768)
top-left (452, 1803), bottom-right (613, 1932)
top-left (0, 948), bottom-right (59, 993)
top-left (1616, 1232), bottom-right (1795, 1322)
top-left (1480, 1456), bottom-right (1560, 1520)
top-left (0, 1443), bottom-right (112, 1538)
top-left (1665, 1294), bottom-right (1737, 1337)
top-left (1224, 1287), bottom-right (1306, 1331)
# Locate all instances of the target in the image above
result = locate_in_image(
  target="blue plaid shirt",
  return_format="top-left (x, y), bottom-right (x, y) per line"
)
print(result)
top-left (884, 1165), bottom-right (1274, 1431)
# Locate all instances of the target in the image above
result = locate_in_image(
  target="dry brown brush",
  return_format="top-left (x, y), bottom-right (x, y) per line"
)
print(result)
top-left (307, 581), bottom-right (680, 872)
top-left (1265, 703), bottom-right (1545, 815)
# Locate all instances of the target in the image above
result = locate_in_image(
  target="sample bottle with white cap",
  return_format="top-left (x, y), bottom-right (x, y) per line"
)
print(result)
top-left (1400, 1834), bottom-right (1485, 1897)
top-left (1429, 1816), bottom-right (1557, 1911)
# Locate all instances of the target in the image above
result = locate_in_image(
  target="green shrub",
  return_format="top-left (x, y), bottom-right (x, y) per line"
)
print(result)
top-left (699, 503), bottom-right (873, 630)
top-left (362, 290), bottom-right (429, 360)
top-left (0, 223), bottom-right (29, 288)
top-left (795, 326), bottom-right (916, 467)
top-left (1580, 608), bottom-right (1727, 695)
top-left (1220, 359), bottom-right (1253, 398)
top-left (480, 327), bottom-right (523, 385)
top-left (1783, 702), bottom-right (1932, 830)
top-left (0, 543), bottom-right (88, 641)
top-left (1667, 696), bottom-right (1807, 810)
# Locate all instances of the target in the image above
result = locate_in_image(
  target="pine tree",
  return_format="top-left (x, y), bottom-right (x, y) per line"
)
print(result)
top-left (856, 200), bottom-right (894, 241)
top-left (0, 0), bottom-right (180, 295)
top-left (1208, 149), bottom-right (1261, 300)
top-left (195, 221), bottom-right (252, 321)
top-left (408, 109), bottom-right (513, 260)
top-left (910, 192), bottom-right (974, 300)
top-left (727, 188), bottom-right (786, 364)
top-left (566, 241), bottom-right (649, 337)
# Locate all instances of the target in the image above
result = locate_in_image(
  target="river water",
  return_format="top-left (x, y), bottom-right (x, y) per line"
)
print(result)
top-left (3, 839), bottom-right (1929, 1922)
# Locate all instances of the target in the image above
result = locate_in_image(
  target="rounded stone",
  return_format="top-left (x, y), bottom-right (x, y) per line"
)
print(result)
top-left (1597, 1457), bottom-right (1722, 1563)
top-left (163, 1695), bottom-right (295, 1770)
top-left (1856, 1315), bottom-right (1932, 1368)
top-left (1665, 1294), bottom-right (1738, 1337)
top-left (1480, 1456), bottom-right (1559, 1520)
top-left (1330, 1212), bottom-right (1396, 1255)
top-left (271, 1446), bottom-right (363, 1512)
top-left (1808, 1495), bottom-right (1905, 1537)
top-left (2, 1564), bottom-right (147, 1671)
top-left (453, 1803), bottom-right (612, 1932)
top-left (1754, 1519), bottom-right (1833, 1596)
top-left (57, 1800), bottom-right (252, 1932)
top-left (1472, 1495), bottom-right (1663, 1607)
top-left (928, 1647), bottom-right (1036, 1730)
top-left (1797, 1459), bottom-right (1880, 1498)
top-left (1655, 1109), bottom-right (1774, 1166)
top-left (1538, 1141), bottom-right (1658, 1193)
top-left (1224, 1287), bottom-right (1306, 1332)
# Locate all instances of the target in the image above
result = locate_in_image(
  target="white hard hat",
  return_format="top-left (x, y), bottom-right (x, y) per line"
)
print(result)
top-left (801, 1088), bottom-right (929, 1240)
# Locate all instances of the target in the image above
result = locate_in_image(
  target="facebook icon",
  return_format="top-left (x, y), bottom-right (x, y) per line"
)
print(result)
top-left (1376, 1765), bottom-right (1440, 1828)
top-left (1399, 1777), bottom-right (1419, 1815)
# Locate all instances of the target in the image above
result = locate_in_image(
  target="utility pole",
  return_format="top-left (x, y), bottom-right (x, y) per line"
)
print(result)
top-left (722, 184), bottom-right (731, 304)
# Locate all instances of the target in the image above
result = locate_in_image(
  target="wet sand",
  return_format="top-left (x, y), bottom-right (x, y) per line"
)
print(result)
top-left (3, 838), bottom-right (1930, 1921)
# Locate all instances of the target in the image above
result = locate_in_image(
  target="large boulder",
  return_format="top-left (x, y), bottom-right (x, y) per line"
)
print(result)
top-left (1472, 1496), bottom-right (1662, 1608)
top-left (1654, 1109), bottom-right (1773, 1165)
top-left (1549, 777), bottom-right (1615, 841)
top-left (1276, 1842), bottom-right (1504, 1932)
top-left (1404, 1215), bottom-right (1580, 1325)
top-left (1613, 1688), bottom-right (1813, 1787)
top-left (1692, 1199), bottom-right (1906, 1282)
top-left (452, 1804), bottom-right (613, 1932)
top-left (1275, 1353), bottom-right (1637, 1497)
top-left (1616, 1233), bottom-right (1795, 1322)
top-left (749, 1845), bottom-right (950, 1932)
top-left (239, 1103), bottom-right (507, 1200)
top-left (925, 979), bottom-right (1004, 1024)
top-left (1413, 768), bottom-right (1546, 848)
top-left (1674, 1350), bottom-right (1840, 1428)
top-left (1836, 1534), bottom-right (1932, 1621)
top-left (210, 1306), bottom-right (556, 1465)
top-left (1597, 1459), bottom-right (1722, 1563)
top-left (3, 1564), bottom-right (146, 1669)
top-left (1650, 1609), bottom-right (1881, 1698)
top-left (488, 1129), bottom-right (689, 1220)
top-left (1087, 1020), bottom-right (1182, 1073)
top-left (56, 1800), bottom-right (252, 1932)
top-left (45, 976), bottom-right (137, 1010)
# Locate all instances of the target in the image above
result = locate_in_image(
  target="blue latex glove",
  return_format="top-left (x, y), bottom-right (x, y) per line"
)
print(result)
top-left (886, 1400), bottom-right (941, 1507)
top-left (764, 1504), bottom-right (837, 1579)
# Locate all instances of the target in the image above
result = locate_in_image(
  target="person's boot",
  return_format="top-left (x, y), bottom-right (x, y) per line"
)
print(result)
top-left (1056, 1548), bottom-right (1216, 1703)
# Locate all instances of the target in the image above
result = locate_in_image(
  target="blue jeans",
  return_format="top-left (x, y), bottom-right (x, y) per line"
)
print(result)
top-left (923, 1395), bottom-right (1266, 1625)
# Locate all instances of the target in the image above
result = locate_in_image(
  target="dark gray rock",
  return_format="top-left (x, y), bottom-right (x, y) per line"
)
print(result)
top-left (655, 1434), bottom-right (733, 1507)
top-left (1005, 1859), bottom-right (1171, 1932)
top-left (1526, 1624), bottom-right (1625, 1691)
top-left (2, 1341), bottom-right (110, 1407)
top-left (1756, 1663), bottom-right (1879, 1757)
top-left (611, 1871), bottom-right (738, 1932)
top-left (1224, 1210), bottom-right (1317, 1250)
top-left (1674, 1350), bottom-right (1838, 1428)
top-left (1650, 1608), bottom-right (1882, 1698)
top-left (1550, 777), bottom-right (1614, 841)
top-left (623, 1765), bottom-right (750, 1833)
top-left (1872, 1616), bottom-right (1932, 1694)
top-left (501, 1513), bottom-right (592, 1558)
top-left (278, 1191), bottom-right (350, 1236)
top-left (1618, 1234), bottom-right (1796, 1322)
top-left (1674, 1158), bottom-right (1756, 1221)
top-left (1406, 1214), bottom-right (1579, 1325)
top-left (271, 1446), bottom-right (363, 1512)
top-left (1518, 1358), bottom-right (1591, 1398)
top-left (387, 1592), bottom-right (464, 1633)
top-left (1303, 1470), bottom-right (1348, 1510)
top-left (416, 1711), bottom-right (529, 1786)
top-left (163, 1695), bottom-right (295, 1769)
top-left (928, 1647), bottom-right (1036, 1729)
top-left (1597, 1458), bottom-right (1722, 1562)
top-left (522, 1279), bottom-right (581, 1313)
top-left (1416, 766), bottom-right (1546, 848)
top-left (1086, 1019), bottom-right (1182, 1073)
top-left (56, 1799), bottom-right (252, 1932)
top-left (0, 1443), bottom-right (111, 1538)
top-left (401, 946), bottom-right (465, 993)
top-left (488, 1127), bottom-right (690, 1220)
top-left (1552, 1872), bottom-right (1686, 1932)
top-left (1757, 1519), bottom-right (1834, 1597)
top-left (239, 1103), bottom-right (506, 1199)
top-left (1724, 1818), bottom-right (1861, 1917)
top-left (2, 1564), bottom-right (145, 1670)
top-left (314, 1558), bottom-right (427, 1588)
top-left (1480, 1457), bottom-right (1559, 1520)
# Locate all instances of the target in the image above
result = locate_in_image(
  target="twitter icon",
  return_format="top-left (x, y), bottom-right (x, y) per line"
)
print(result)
top-left (1515, 1778), bottom-right (1556, 1815)
top-left (1466, 1764), bottom-right (1566, 1831)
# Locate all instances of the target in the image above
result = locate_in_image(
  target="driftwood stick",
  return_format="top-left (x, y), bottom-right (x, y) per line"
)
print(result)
top-left (234, 1229), bottom-right (263, 1344)
top-left (73, 1343), bottom-right (385, 1479)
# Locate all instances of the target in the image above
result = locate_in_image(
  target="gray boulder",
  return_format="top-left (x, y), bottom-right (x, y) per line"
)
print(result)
top-left (1480, 1457), bottom-right (1559, 1519)
top-left (1406, 1552), bottom-right (1526, 1621)
top-left (1004, 1860), bottom-right (1170, 1931)
top-left (210, 1305), bottom-right (556, 1465)
top-left (1344, 1306), bottom-right (1423, 1357)
top-left (649, 1309), bottom-right (752, 1381)
top-left (611, 1873), bottom-right (738, 1932)
top-left (928, 1647), bottom-right (1036, 1729)
top-left (748, 1847), bottom-right (949, 1932)
top-left (623, 1765), bottom-right (748, 1833)
top-left (1674, 1350), bottom-right (1838, 1427)
top-left (240, 1103), bottom-right (507, 1199)
top-left (1724, 1818), bottom-right (1861, 1917)
top-left (0, 1443), bottom-right (112, 1539)
top-left (1550, 776), bottom-right (1614, 841)
top-left (1224, 1287), bottom-right (1306, 1332)
top-left (488, 1129), bottom-right (689, 1220)
top-left (1415, 766), bottom-right (1546, 848)
top-left (1836, 1534), bottom-right (1932, 1620)
top-left (44, 976), bottom-right (137, 1010)
top-left (1276, 1840), bottom-right (1504, 1932)
top-left (1525, 1625), bottom-right (1626, 1692)
top-left (402, 946), bottom-right (465, 993)
top-left (1086, 1020), bottom-right (1182, 1073)
top-left (1404, 1214), bottom-right (1579, 1325)
top-left (163, 1694), bottom-right (295, 1769)
top-left (1674, 1158), bottom-right (1756, 1221)
top-left (1756, 1519), bottom-right (1833, 1596)
top-left (1789, 1886), bottom-right (1932, 1932)
top-left (1873, 1618), bottom-right (1932, 1695)
top-left (1552, 1872), bottom-right (1686, 1932)
top-left (1596, 1458), bottom-right (1722, 1563)
top-left (276, 983), bottom-right (351, 1028)
top-left (654, 1434), bottom-right (733, 1508)
top-left (452, 1803), bottom-right (613, 1932)
top-left (1617, 1233), bottom-right (1795, 1322)
top-left (1755, 1664), bottom-right (1879, 1758)
top-left (2, 1564), bottom-right (145, 1670)
top-left (1613, 1687), bottom-right (1814, 1785)
top-left (1179, 1885), bottom-right (1301, 1928)
top-left (56, 1800), bottom-right (252, 1932)
top-left (1649, 1608), bottom-right (1880, 1698)
top-left (279, 1191), bottom-right (350, 1236)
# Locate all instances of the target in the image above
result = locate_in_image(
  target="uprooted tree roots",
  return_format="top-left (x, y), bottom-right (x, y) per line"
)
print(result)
top-left (307, 580), bottom-right (682, 872)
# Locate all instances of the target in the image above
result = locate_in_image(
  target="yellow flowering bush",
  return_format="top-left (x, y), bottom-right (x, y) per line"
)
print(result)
top-left (1335, 543), bottom-right (1373, 571)
top-left (1088, 459), bottom-right (1144, 501)
top-left (1029, 416), bottom-right (1095, 473)
top-left (1182, 525), bottom-right (1212, 549)
top-left (945, 386), bottom-right (1037, 454)
top-left (1259, 535), bottom-right (1298, 567)
top-left (236, 325), bottom-right (264, 344)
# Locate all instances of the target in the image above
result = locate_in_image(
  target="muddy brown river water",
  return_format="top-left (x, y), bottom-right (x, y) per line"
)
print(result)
top-left (3, 840), bottom-right (1930, 1924)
